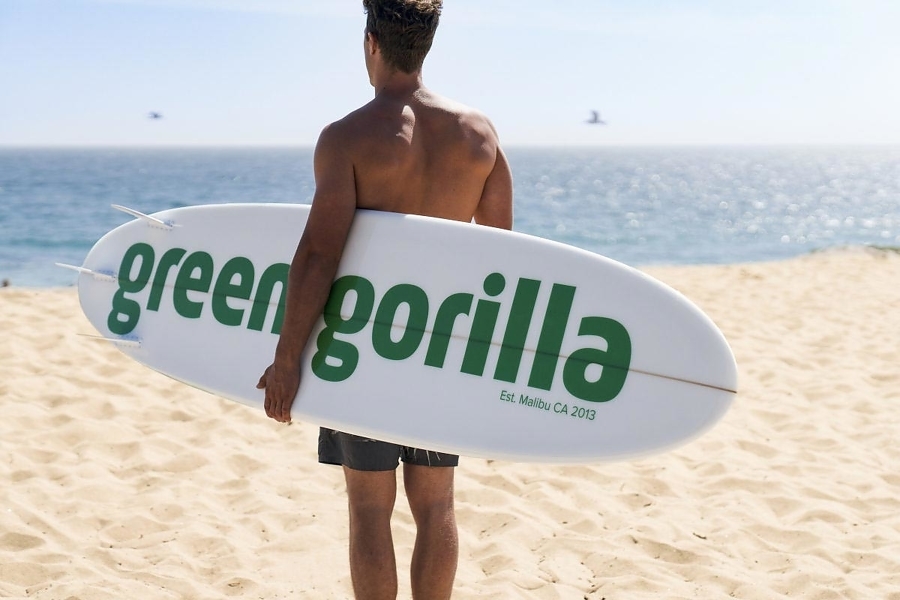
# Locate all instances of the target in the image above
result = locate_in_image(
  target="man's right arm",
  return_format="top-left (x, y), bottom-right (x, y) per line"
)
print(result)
top-left (474, 145), bottom-right (513, 230)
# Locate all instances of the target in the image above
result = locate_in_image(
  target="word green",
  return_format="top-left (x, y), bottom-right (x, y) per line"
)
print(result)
top-left (108, 243), bottom-right (287, 337)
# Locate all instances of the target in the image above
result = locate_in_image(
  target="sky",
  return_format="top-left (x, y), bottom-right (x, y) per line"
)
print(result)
top-left (1, 0), bottom-right (899, 147)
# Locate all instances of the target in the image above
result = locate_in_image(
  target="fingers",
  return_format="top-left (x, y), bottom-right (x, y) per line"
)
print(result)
top-left (263, 385), bottom-right (292, 424)
top-left (259, 364), bottom-right (294, 424)
top-left (257, 365), bottom-right (270, 389)
top-left (275, 386), bottom-right (292, 423)
top-left (273, 399), bottom-right (286, 423)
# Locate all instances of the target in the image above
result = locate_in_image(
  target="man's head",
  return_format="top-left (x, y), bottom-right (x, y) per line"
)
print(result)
top-left (362, 0), bottom-right (442, 74)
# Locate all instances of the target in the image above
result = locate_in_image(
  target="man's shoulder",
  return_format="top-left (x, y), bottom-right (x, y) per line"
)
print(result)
top-left (315, 107), bottom-right (371, 150)
top-left (319, 101), bottom-right (383, 141)
top-left (426, 92), bottom-right (491, 123)
top-left (325, 109), bottom-right (366, 134)
top-left (318, 92), bottom-right (498, 151)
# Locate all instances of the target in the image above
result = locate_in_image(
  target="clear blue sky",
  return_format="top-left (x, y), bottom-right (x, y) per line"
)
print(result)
top-left (1, 0), bottom-right (898, 146)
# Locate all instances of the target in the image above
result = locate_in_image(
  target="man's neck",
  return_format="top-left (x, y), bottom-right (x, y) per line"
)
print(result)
top-left (373, 69), bottom-right (425, 99)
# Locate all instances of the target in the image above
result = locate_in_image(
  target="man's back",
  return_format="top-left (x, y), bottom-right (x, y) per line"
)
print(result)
top-left (330, 88), bottom-right (510, 225)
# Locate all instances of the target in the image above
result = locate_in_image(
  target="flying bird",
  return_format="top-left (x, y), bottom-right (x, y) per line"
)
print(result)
top-left (148, 112), bottom-right (163, 120)
top-left (586, 110), bottom-right (606, 125)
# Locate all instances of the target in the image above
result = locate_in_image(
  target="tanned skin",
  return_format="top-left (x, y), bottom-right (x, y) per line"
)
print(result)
top-left (257, 28), bottom-right (512, 600)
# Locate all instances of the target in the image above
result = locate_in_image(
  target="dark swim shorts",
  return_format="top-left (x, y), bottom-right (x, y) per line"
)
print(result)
top-left (318, 428), bottom-right (459, 471)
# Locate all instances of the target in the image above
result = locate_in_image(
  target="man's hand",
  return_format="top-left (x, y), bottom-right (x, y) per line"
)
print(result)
top-left (257, 362), bottom-right (301, 424)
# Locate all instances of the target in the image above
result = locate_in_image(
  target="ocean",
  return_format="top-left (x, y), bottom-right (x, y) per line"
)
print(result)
top-left (1, 146), bottom-right (898, 287)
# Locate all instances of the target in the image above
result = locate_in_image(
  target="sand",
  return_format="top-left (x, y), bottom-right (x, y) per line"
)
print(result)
top-left (2, 247), bottom-right (899, 599)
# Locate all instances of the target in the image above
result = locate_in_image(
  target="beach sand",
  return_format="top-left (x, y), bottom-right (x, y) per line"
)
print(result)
top-left (2, 248), bottom-right (899, 599)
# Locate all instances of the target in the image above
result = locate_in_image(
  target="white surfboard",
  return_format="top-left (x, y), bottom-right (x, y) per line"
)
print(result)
top-left (74, 203), bottom-right (737, 462)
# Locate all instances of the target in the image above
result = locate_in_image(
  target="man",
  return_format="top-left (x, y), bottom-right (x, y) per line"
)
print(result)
top-left (257, 1), bottom-right (512, 598)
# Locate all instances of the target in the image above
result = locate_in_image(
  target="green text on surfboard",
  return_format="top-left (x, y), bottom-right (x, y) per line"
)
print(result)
top-left (314, 273), bottom-right (632, 403)
top-left (108, 242), bottom-right (632, 403)
top-left (108, 243), bottom-right (288, 336)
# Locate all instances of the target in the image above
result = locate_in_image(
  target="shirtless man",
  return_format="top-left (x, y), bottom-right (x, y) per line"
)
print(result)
top-left (256, 1), bottom-right (512, 598)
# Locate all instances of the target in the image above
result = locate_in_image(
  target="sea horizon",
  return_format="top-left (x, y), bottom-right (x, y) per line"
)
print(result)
top-left (2, 145), bottom-right (899, 287)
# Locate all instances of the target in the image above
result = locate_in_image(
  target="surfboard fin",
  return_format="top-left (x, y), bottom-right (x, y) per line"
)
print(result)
top-left (55, 263), bottom-right (118, 282)
top-left (77, 333), bottom-right (142, 349)
top-left (111, 204), bottom-right (174, 230)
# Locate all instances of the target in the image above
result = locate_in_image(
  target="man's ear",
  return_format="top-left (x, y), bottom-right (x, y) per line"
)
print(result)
top-left (366, 32), bottom-right (379, 56)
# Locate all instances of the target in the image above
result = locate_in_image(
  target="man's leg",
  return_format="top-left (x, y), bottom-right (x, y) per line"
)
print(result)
top-left (403, 463), bottom-right (458, 600)
top-left (343, 467), bottom-right (399, 600)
